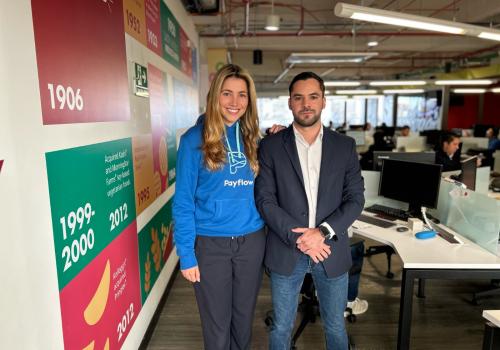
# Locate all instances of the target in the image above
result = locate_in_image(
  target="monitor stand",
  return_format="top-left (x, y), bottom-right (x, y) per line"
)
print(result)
top-left (407, 203), bottom-right (439, 224)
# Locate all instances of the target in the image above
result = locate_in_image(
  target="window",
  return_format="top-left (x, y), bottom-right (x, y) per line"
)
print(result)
top-left (382, 95), bottom-right (394, 126)
top-left (396, 95), bottom-right (439, 131)
top-left (257, 97), bottom-right (291, 130)
top-left (345, 98), bottom-right (365, 126)
top-left (324, 97), bottom-right (346, 127)
top-left (366, 98), bottom-right (378, 127)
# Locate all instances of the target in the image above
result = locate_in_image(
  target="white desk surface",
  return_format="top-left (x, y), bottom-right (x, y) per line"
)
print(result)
top-left (353, 211), bottom-right (500, 269)
top-left (483, 310), bottom-right (500, 327)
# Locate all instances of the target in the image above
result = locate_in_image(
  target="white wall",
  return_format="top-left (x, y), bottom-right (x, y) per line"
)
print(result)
top-left (0, 1), bottom-right (205, 348)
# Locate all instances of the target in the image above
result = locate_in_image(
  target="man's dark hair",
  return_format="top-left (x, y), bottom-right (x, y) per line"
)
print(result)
top-left (489, 127), bottom-right (499, 138)
top-left (288, 71), bottom-right (325, 96)
top-left (441, 132), bottom-right (460, 145)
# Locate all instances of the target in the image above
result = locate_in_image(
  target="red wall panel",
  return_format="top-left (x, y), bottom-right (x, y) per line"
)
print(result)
top-left (448, 95), bottom-right (479, 129)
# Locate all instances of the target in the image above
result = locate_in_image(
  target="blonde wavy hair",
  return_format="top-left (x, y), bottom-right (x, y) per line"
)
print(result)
top-left (202, 64), bottom-right (260, 174)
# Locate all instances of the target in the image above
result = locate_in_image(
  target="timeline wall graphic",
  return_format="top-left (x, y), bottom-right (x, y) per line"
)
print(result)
top-left (34, 0), bottom-right (199, 348)
top-left (31, 0), bottom-right (130, 124)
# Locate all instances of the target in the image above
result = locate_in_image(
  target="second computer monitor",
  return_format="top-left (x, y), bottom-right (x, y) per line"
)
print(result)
top-left (373, 151), bottom-right (436, 171)
top-left (460, 156), bottom-right (477, 191)
top-left (379, 159), bottom-right (442, 215)
top-left (346, 130), bottom-right (366, 146)
top-left (395, 136), bottom-right (427, 152)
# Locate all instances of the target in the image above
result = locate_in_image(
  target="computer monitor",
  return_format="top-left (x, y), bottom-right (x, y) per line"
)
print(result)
top-left (473, 124), bottom-right (494, 137)
top-left (346, 130), bottom-right (365, 146)
top-left (395, 136), bottom-right (427, 152)
top-left (459, 156), bottom-right (477, 191)
top-left (373, 151), bottom-right (436, 171)
top-left (420, 129), bottom-right (442, 149)
top-left (379, 159), bottom-right (442, 216)
top-left (461, 137), bottom-right (489, 153)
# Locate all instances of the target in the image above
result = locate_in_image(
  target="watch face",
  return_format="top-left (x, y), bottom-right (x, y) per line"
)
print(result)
top-left (320, 226), bottom-right (329, 237)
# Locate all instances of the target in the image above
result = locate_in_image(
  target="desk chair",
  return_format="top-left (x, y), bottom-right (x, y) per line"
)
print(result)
top-left (365, 244), bottom-right (395, 279)
top-left (472, 280), bottom-right (500, 305)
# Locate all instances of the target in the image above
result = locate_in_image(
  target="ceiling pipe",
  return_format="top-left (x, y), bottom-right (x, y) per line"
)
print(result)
top-left (274, 65), bottom-right (436, 70)
top-left (273, 63), bottom-right (294, 84)
top-left (243, 0), bottom-right (250, 35)
top-left (201, 31), bottom-right (454, 37)
top-left (227, 1), bottom-right (325, 27)
top-left (296, 7), bottom-right (304, 36)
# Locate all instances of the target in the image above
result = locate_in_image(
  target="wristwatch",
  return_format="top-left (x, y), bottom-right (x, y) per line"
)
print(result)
top-left (319, 225), bottom-right (337, 241)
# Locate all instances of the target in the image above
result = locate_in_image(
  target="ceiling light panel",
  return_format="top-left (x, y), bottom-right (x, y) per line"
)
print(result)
top-left (325, 81), bottom-right (361, 87)
top-left (435, 80), bottom-right (494, 85)
top-left (335, 3), bottom-right (464, 34)
top-left (370, 80), bottom-right (426, 86)
top-left (336, 89), bottom-right (378, 95)
top-left (452, 88), bottom-right (486, 93)
top-left (287, 52), bottom-right (378, 64)
top-left (334, 2), bottom-right (500, 42)
top-left (478, 32), bottom-right (500, 42)
top-left (383, 89), bottom-right (425, 94)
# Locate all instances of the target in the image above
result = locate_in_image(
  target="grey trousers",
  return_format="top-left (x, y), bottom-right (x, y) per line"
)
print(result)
top-left (193, 228), bottom-right (266, 350)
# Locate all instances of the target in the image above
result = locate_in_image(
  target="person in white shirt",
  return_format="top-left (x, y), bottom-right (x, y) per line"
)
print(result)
top-left (255, 72), bottom-right (365, 350)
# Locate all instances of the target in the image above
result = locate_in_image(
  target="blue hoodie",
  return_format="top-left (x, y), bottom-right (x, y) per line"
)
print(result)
top-left (173, 120), bottom-right (264, 270)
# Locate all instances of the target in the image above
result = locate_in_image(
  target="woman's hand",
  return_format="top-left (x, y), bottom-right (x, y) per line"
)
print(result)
top-left (181, 266), bottom-right (201, 283)
top-left (267, 124), bottom-right (286, 134)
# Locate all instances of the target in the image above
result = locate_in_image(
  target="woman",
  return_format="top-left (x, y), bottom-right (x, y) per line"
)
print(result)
top-left (173, 64), bottom-right (265, 350)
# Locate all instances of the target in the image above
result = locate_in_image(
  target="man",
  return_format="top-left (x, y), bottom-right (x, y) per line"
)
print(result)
top-left (255, 72), bottom-right (365, 350)
top-left (435, 132), bottom-right (461, 172)
top-left (486, 127), bottom-right (500, 151)
top-left (400, 125), bottom-right (411, 137)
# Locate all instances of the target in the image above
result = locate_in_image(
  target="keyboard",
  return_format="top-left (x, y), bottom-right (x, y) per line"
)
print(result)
top-left (365, 204), bottom-right (409, 221)
top-left (357, 214), bottom-right (396, 228)
top-left (428, 222), bottom-right (462, 244)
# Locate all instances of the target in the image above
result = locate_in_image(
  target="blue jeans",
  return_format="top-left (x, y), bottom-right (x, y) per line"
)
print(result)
top-left (269, 254), bottom-right (348, 350)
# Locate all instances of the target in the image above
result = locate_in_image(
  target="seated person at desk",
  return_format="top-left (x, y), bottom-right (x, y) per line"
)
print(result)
top-left (359, 130), bottom-right (394, 170)
top-left (364, 122), bottom-right (374, 147)
top-left (400, 125), bottom-right (410, 137)
top-left (346, 233), bottom-right (369, 318)
top-left (435, 132), bottom-right (461, 172)
top-left (486, 127), bottom-right (500, 151)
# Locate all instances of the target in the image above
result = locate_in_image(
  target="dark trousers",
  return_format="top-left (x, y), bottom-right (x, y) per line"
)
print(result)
top-left (194, 228), bottom-right (266, 350)
top-left (348, 239), bottom-right (365, 301)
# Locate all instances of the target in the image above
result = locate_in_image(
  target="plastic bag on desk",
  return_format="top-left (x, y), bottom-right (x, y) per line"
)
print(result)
top-left (445, 189), bottom-right (500, 255)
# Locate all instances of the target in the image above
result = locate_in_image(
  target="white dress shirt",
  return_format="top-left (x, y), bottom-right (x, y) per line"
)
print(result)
top-left (293, 124), bottom-right (322, 228)
top-left (293, 125), bottom-right (335, 238)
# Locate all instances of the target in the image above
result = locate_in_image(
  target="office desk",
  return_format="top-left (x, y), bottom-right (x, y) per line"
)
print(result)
top-left (483, 310), bottom-right (500, 349)
top-left (353, 213), bottom-right (500, 350)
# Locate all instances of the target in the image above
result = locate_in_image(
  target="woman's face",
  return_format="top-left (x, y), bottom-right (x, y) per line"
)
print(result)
top-left (219, 77), bottom-right (249, 126)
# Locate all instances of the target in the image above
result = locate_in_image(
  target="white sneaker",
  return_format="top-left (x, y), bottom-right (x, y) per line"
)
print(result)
top-left (344, 297), bottom-right (369, 316)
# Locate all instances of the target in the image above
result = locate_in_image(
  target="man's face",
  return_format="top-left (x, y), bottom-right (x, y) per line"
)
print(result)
top-left (486, 128), bottom-right (494, 138)
top-left (288, 78), bottom-right (325, 128)
top-left (443, 137), bottom-right (460, 156)
top-left (401, 128), bottom-right (410, 137)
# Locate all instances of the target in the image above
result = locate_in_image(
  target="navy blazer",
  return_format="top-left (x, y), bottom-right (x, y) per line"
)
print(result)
top-left (255, 125), bottom-right (365, 278)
